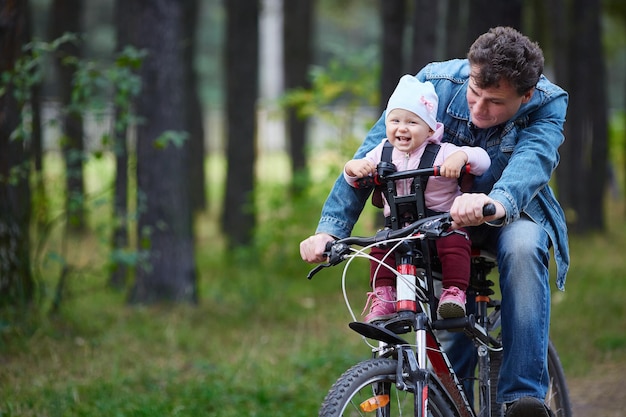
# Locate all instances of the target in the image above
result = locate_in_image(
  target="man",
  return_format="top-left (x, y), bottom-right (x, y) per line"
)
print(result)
top-left (300, 26), bottom-right (569, 417)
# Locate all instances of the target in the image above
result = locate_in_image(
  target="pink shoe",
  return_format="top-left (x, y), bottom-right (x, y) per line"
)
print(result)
top-left (437, 286), bottom-right (467, 319)
top-left (362, 286), bottom-right (397, 323)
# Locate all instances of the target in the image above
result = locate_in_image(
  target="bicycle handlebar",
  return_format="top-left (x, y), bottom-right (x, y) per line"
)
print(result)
top-left (306, 203), bottom-right (496, 280)
top-left (353, 164), bottom-right (472, 189)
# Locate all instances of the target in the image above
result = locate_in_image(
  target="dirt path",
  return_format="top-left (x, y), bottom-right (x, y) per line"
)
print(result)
top-left (567, 362), bottom-right (626, 417)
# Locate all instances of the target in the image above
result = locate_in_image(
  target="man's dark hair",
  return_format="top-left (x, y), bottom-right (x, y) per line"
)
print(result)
top-left (467, 26), bottom-right (544, 96)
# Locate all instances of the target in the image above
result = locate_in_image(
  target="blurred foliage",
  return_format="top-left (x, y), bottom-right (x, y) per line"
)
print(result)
top-left (281, 47), bottom-right (380, 117)
top-left (279, 47), bottom-right (381, 171)
top-left (0, 36), bottom-right (146, 321)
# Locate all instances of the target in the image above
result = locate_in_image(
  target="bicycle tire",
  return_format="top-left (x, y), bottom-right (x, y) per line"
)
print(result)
top-left (319, 358), bottom-right (459, 417)
top-left (545, 339), bottom-right (572, 417)
top-left (489, 339), bottom-right (572, 417)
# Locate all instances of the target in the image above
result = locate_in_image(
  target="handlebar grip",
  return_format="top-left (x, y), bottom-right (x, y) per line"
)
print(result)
top-left (353, 175), bottom-right (380, 189)
top-left (483, 203), bottom-right (496, 217)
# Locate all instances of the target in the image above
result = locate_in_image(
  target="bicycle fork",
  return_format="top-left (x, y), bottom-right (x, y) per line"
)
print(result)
top-left (395, 257), bottom-right (468, 417)
top-left (384, 304), bottom-right (476, 417)
top-left (396, 253), bottom-right (477, 417)
top-left (393, 258), bottom-right (429, 415)
top-left (395, 337), bottom-right (429, 416)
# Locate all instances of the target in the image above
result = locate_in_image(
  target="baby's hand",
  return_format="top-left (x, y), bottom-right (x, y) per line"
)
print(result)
top-left (438, 151), bottom-right (468, 178)
top-left (345, 159), bottom-right (376, 178)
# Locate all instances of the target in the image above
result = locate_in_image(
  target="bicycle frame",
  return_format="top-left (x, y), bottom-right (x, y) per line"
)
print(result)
top-left (347, 230), bottom-right (486, 417)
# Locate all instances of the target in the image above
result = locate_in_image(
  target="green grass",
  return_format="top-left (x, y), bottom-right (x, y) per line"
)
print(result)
top-left (550, 208), bottom-right (626, 375)
top-left (1, 153), bottom-right (625, 416)
top-left (0, 261), bottom-right (370, 416)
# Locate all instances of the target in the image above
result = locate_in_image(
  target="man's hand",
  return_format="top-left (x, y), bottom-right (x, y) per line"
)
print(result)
top-left (300, 233), bottom-right (335, 263)
top-left (449, 193), bottom-right (505, 229)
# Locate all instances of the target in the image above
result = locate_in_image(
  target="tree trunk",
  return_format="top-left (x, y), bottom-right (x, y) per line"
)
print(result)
top-left (467, 0), bottom-right (522, 43)
top-left (548, 0), bottom-right (570, 105)
top-left (26, 0), bottom-right (45, 234)
top-left (548, 0), bottom-right (574, 223)
top-left (591, 0), bottom-right (625, 217)
top-left (49, 0), bottom-right (86, 231)
top-left (283, 0), bottom-right (313, 192)
top-left (129, 0), bottom-right (197, 303)
top-left (25, 3), bottom-right (42, 174)
top-left (526, 0), bottom-right (550, 49)
top-left (109, 100), bottom-right (130, 290)
top-left (380, 0), bottom-right (406, 113)
top-left (222, 0), bottom-right (259, 247)
top-left (109, 0), bottom-right (133, 290)
top-left (443, 0), bottom-right (468, 59)
top-left (568, 0), bottom-right (606, 232)
top-left (183, 0), bottom-right (207, 213)
top-left (409, 0), bottom-right (438, 72)
top-left (0, 0), bottom-right (34, 308)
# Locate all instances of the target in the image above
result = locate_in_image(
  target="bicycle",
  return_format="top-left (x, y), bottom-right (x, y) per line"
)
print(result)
top-left (307, 165), bottom-right (571, 417)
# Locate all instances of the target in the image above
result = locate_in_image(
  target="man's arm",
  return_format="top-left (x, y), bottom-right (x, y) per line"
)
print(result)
top-left (315, 112), bottom-right (388, 238)
top-left (451, 86), bottom-right (568, 229)
top-left (488, 90), bottom-right (568, 225)
top-left (300, 113), bottom-right (388, 264)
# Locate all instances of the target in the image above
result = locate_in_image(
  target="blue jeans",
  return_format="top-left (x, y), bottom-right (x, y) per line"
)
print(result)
top-left (439, 215), bottom-right (552, 405)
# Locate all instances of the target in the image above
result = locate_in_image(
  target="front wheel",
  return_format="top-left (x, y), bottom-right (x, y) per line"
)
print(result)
top-left (319, 358), bottom-right (458, 417)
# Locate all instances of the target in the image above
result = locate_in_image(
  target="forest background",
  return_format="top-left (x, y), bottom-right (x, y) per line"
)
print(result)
top-left (1, 0), bottom-right (625, 416)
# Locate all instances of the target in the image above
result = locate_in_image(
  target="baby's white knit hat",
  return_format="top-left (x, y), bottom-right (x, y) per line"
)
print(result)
top-left (386, 75), bottom-right (438, 131)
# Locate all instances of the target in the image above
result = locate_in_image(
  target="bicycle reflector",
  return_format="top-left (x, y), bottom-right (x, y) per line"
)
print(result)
top-left (359, 395), bottom-right (390, 412)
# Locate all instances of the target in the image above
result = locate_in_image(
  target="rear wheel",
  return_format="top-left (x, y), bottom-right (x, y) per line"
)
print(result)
top-left (489, 339), bottom-right (572, 417)
top-left (545, 339), bottom-right (572, 417)
top-left (319, 358), bottom-right (459, 417)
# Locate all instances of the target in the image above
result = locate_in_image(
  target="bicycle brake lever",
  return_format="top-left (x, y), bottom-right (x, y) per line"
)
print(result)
top-left (445, 229), bottom-right (470, 240)
top-left (417, 216), bottom-right (452, 237)
top-left (307, 263), bottom-right (330, 280)
top-left (307, 241), bottom-right (349, 280)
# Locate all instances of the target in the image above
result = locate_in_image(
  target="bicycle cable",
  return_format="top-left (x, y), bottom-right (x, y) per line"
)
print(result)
top-left (339, 233), bottom-right (434, 350)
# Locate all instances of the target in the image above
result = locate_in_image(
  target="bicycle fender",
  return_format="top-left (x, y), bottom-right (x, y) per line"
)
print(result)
top-left (349, 321), bottom-right (408, 346)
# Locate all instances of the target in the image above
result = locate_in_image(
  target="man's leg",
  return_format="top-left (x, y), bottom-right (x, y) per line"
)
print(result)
top-left (496, 216), bottom-right (552, 404)
top-left (438, 217), bottom-right (552, 409)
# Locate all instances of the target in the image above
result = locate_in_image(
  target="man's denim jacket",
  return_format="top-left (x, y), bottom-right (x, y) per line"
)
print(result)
top-left (315, 59), bottom-right (570, 289)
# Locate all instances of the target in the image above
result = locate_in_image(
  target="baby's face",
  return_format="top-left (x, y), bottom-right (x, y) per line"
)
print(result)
top-left (386, 109), bottom-right (433, 153)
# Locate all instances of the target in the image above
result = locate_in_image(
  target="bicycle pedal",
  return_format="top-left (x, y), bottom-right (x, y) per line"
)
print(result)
top-left (432, 316), bottom-right (470, 332)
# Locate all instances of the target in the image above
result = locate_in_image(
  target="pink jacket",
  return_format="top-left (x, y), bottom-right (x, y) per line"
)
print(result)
top-left (344, 123), bottom-right (491, 216)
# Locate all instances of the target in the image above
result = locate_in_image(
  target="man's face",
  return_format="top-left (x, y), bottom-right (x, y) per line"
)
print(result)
top-left (466, 65), bottom-right (534, 129)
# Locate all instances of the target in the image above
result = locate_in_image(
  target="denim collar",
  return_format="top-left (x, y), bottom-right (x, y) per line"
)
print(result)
top-left (446, 80), bottom-right (471, 121)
